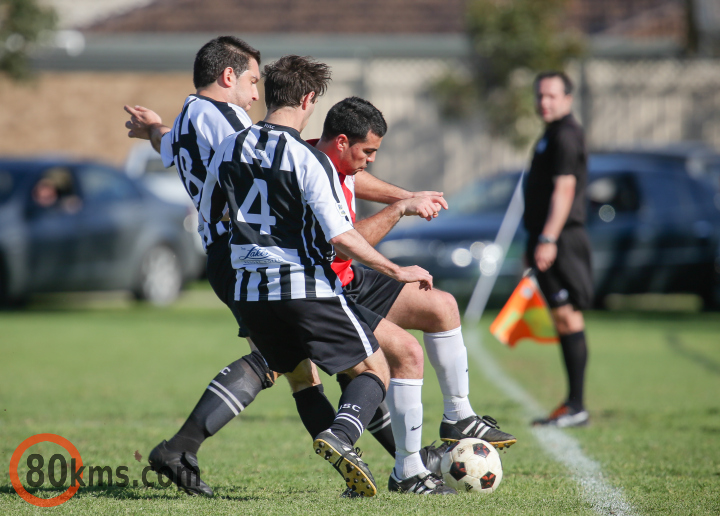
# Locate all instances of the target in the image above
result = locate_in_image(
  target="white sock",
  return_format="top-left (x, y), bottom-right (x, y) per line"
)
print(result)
top-left (424, 326), bottom-right (476, 422)
top-left (387, 378), bottom-right (427, 479)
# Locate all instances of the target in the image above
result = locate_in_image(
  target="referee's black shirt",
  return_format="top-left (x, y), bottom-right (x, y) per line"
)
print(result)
top-left (523, 114), bottom-right (588, 234)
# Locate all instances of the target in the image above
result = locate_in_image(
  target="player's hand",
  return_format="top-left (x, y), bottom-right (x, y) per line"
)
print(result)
top-left (534, 243), bottom-right (557, 272)
top-left (124, 105), bottom-right (163, 140)
top-left (394, 265), bottom-right (433, 290)
top-left (411, 191), bottom-right (449, 211)
top-left (398, 196), bottom-right (446, 221)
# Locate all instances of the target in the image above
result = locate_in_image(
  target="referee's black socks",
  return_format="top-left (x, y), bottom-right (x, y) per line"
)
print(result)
top-left (167, 351), bottom-right (271, 455)
top-left (337, 373), bottom-right (395, 457)
top-left (330, 372), bottom-right (387, 446)
top-left (559, 331), bottom-right (588, 411)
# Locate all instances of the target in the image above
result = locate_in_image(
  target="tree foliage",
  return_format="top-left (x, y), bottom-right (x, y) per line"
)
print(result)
top-left (0, 0), bottom-right (56, 80)
top-left (432, 0), bottom-right (584, 148)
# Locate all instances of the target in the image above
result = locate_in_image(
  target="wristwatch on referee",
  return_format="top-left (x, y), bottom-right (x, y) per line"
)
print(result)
top-left (537, 234), bottom-right (557, 245)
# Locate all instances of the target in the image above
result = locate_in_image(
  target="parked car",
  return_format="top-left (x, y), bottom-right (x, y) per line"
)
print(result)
top-left (0, 157), bottom-right (205, 305)
top-left (125, 142), bottom-right (206, 264)
top-left (378, 150), bottom-right (720, 309)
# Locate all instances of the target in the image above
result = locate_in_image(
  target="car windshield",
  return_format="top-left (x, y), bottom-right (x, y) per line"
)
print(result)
top-left (447, 173), bottom-right (519, 215)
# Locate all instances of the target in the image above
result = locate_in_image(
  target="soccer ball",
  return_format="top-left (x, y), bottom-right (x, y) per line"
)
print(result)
top-left (440, 438), bottom-right (503, 494)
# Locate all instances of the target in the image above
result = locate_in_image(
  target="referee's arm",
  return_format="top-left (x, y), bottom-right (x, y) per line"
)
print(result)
top-left (535, 174), bottom-right (575, 271)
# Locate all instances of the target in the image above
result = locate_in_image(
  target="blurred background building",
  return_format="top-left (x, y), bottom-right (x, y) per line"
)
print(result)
top-left (3, 0), bottom-right (720, 197)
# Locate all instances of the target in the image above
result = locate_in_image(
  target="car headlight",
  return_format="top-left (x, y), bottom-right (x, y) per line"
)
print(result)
top-left (479, 243), bottom-right (503, 276)
top-left (377, 239), bottom-right (428, 259)
top-left (442, 241), bottom-right (496, 269)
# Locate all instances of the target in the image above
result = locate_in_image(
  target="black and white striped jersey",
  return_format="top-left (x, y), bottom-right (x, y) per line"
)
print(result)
top-left (160, 94), bottom-right (252, 250)
top-left (200, 122), bottom-right (355, 301)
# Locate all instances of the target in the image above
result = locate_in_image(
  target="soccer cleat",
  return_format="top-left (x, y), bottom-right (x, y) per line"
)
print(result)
top-left (440, 415), bottom-right (517, 449)
top-left (388, 470), bottom-right (457, 495)
top-left (419, 441), bottom-right (450, 477)
top-left (148, 440), bottom-right (213, 496)
top-left (340, 487), bottom-right (362, 498)
top-left (313, 430), bottom-right (378, 498)
top-left (532, 403), bottom-right (589, 427)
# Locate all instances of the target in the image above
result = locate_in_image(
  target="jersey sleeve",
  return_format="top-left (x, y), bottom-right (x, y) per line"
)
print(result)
top-left (160, 131), bottom-right (174, 168)
top-left (296, 148), bottom-right (354, 242)
top-left (194, 110), bottom-right (226, 168)
top-left (200, 136), bottom-right (234, 225)
top-left (551, 126), bottom-right (582, 179)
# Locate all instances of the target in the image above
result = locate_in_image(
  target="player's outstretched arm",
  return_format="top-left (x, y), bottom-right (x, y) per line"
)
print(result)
top-left (346, 196), bottom-right (444, 257)
top-left (354, 170), bottom-right (448, 210)
top-left (331, 228), bottom-right (432, 290)
top-left (124, 105), bottom-right (171, 154)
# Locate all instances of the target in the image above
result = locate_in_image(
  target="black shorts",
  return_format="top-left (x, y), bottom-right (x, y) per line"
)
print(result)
top-left (342, 265), bottom-right (405, 331)
top-left (526, 225), bottom-right (594, 310)
top-left (205, 233), bottom-right (250, 338)
top-left (234, 295), bottom-right (380, 375)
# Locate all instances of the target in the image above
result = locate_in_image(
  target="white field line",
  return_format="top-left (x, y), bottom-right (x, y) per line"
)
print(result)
top-left (464, 327), bottom-right (636, 516)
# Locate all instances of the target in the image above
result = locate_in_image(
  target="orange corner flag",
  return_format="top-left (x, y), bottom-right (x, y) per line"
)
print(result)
top-left (490, 274), bottom-right (558, 347)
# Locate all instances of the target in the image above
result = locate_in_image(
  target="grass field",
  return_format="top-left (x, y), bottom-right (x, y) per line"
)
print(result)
top-left (1, 289), bottom-right (719, 515)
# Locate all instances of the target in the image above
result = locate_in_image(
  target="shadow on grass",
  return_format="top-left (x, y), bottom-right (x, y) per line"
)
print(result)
top-left (0, 484), bottom-right (261, 502)
top-left (666, 333), bottom-right (720, 376)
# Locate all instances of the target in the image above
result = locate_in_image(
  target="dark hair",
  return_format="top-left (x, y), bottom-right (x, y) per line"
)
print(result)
top-left (193, 36), bottom-right (261, 89)
top-left (262, 55), bottom-right (331, 110)
top-left (534, 71), bottom-right (573, 95)
top-left (321, 97), bottom-right (387, 145)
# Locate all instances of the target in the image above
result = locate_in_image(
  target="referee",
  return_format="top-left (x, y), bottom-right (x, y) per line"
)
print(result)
top-left (524, 71), bottom-right (592, 428)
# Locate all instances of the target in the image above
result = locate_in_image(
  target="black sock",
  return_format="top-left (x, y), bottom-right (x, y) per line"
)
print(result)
top-left (330, 372), bottom-right (386, 446)
top-left (559, 331), bottom-right (588, 410)
top-left (292, 385), bottom-right (337, 439)
top-left (167, 352), bottom-right (269, 454)
top-left (338, 373), bottom-right (395, 456)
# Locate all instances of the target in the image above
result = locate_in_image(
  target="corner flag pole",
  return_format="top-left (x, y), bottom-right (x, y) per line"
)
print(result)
top-left (464, 170), bottom-right (526, 324)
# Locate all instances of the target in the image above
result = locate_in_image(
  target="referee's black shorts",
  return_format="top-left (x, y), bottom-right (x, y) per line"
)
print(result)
top-left (205, 233), bottom-right (251, 338)
top-left (526, 225), bottom-right (594, 310)
top-left (342, 265), bottom-right (405, 331)
top-left (234, 295), bottom-right (380, 375)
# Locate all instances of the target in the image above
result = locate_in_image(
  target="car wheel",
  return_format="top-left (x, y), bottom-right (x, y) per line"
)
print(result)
top-left (134, 245), bottom-right (183, 306)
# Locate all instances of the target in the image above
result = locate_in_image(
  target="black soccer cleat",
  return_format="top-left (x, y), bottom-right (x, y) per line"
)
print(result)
top-left (340, 487), bottom-right (362, 499)
top-left (440, 415), bottom-right (517, 449)
top-left (148, 440), bottom-right (213, 497)
top-left (388, 470), bottom-right (457, 495)
top-left (419, 441), bottom-right (450, 477)
top-left (313, 430), bottom-right (378, 498)
top-left (532, 402), bottom-right (589, 428)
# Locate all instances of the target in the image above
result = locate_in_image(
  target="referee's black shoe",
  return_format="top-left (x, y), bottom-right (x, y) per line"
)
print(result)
top-left (532, 402), bottom-right (589, 428)
top-left (440, 415), bottom-right (517, 449)
top-left (388, 470), bottom-right (457, 495)
top-left (148, 441), bottom-right (213, 497)
top-left (313, 430), bottom-right (377, 498)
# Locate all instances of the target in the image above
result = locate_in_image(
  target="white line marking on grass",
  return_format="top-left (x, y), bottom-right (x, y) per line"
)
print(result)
top-left (464, 327), bottom-right (636, 516)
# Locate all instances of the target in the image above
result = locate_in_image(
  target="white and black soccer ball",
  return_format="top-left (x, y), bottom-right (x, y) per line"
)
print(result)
top-left (440, 438), bottom-right (503, 494)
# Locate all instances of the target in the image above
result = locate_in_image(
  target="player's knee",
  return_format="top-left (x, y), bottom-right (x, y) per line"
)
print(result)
top-left (403, 336), bottom-right (425, 376)
top-left (424, 290), bottom-right (461, 332)
top-left (553, 306), bottom-right (584, 335)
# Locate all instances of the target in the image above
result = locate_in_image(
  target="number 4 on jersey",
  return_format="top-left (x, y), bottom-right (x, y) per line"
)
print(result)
top-left (237, 178), bottom-right (276, 235)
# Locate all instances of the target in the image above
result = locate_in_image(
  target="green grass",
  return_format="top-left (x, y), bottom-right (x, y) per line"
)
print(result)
top-left (1, 291), bottom-right (719, 514)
